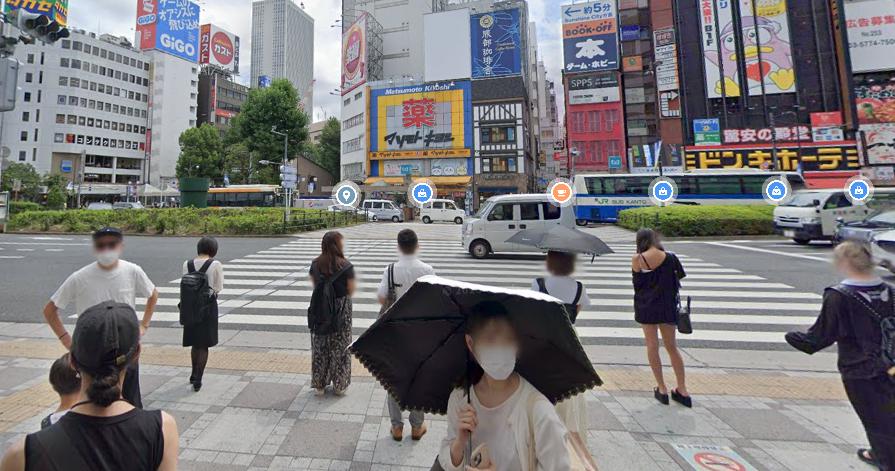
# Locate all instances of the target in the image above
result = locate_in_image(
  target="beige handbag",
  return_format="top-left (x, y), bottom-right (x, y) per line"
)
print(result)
top-left (526, 394), bottom-right (599, 471)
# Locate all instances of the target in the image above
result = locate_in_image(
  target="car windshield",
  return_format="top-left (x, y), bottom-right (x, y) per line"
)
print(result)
top-left (475, 201), bottom-right (494, 219)
top-left (782, 193), bottom-right (825, 207)
top-left (868, 211), bottom-right (895, 225)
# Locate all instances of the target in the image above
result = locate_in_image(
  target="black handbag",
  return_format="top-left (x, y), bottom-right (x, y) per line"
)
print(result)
top-left (677, 295), bottom-right (693, 334)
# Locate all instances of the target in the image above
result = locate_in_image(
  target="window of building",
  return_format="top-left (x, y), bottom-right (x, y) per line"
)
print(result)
top-left (24, 92), bottom-right (31, 102)
top-left (571, 112), bottom-right (586, 133)
top-left (56, 114), bottom-right (65, 124)
top-left (20, 131), bottom-right (28, 141)
top-left (587, 111), bottom-right (601, 133)
top-left (481, 156), bottom-right (517, 173)
top-left (60, 58), bottom-right (69, 67)
top-left (54, 133), bottom-right (64, 143)
top-left (18, 151), bottom-right (26, 161)
top-left (481, 126), bottom-right (516, 144)
top-left (26, 54), bottom-right (34, 64)
top-left (61, 40), bottom-right (71, 49)
top-left (72, 41), bottom-right (82, 51)
top-left (70, 78), bottom-right (80, 88)
top-left (67, 115), bottom-right (76, 124)
top-left (605, 110), bottom-right (620, 132)
top-left (22, 111), bottom-right (29, 122)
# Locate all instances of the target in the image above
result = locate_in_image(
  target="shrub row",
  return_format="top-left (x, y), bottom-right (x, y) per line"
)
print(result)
top-left (617, 205), bottom-right (775, 237)
top-left (9, 201), bottom-right (42, 216)
top-left (8, 207), bottom-right (363, 235)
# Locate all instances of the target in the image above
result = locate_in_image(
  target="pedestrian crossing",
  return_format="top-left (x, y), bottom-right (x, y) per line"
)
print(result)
top-left (115, 232), bottom-right (824, 351)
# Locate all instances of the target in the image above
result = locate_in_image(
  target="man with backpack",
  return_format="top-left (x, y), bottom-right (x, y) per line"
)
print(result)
top-left (42, 227), bottom-right (158, 408)
top-left (377, 229), bottom-right (435, 441)
top-left (786, 241), bottom-right (895, 470)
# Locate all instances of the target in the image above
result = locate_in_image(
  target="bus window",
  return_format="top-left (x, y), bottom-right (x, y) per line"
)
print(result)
top-left (742, 175), bottom-right (767, 194)
top-left (698, 176), bottom-right (742, 194)
top-left (613, 177), bottom-right (651, 195)
top-left (677, 176), bottom-right (698, 195)
top-left (585, 177), bottom-right (605, 194)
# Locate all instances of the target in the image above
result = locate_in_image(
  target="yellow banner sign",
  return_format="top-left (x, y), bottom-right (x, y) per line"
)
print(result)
top-left (370, 149), bottom-right (472, 160)
top-left (684, 143), bottom-right (860, 171)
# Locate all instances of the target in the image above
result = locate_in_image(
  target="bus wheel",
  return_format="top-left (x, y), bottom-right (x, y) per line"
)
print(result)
top-left (469, 240), bottom-right (491, 259)
top-left (576, 219), bottom-right (588, 227)
top-left (793, 238), bottom-right (811, 245)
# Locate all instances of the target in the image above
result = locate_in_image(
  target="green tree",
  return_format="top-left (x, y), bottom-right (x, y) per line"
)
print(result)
top-left (311, 116), bottom-right (341, 178)
top-left (43, 174), bottom-right (68, 210)
top-left (176, 124), bottom-right (225, 182)
top-left (1, 162), bottom-right (42, 200)
top-left (228, 79), bottom-right (309, 184)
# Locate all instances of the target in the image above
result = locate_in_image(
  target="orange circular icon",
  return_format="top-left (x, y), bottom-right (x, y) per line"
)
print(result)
top-left (551, 182), bottom-right (573, 203)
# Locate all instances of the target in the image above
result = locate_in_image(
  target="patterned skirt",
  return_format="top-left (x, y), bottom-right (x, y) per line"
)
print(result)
top-left (311, 297), bottom-right (353, 391)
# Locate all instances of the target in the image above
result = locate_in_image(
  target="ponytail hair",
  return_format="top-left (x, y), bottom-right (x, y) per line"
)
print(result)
top-left (86, 365), bottom-right (123, 407)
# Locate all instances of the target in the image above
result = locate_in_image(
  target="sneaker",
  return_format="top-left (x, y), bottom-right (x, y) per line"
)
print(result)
top-left (411, 423), bottom-right (427, 441)
top-left (391, 425), bottom-right (403, 441)
top-left (314, 388), bottom-right (325, 397)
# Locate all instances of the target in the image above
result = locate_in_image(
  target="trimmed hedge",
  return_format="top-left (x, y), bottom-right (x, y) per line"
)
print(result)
top-left (8, 207), bottom-right (363, 235)
top-left (617, 205), bottom-right (775, 237)
top-left (9, 201), bottom-right (41, 215)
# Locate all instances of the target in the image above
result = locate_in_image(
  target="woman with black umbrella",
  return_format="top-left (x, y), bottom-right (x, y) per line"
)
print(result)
top-left (439, 301), bottom-right (569, 471)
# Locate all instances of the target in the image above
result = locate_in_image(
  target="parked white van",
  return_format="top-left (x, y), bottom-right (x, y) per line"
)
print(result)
top-left (773, 188), bottom-right (895, 244)
top-left (421, 199), bottom-right (465, 224)
top-left (462, 194), bottom-right (576, 259)
top-left (361, 199), bottom-right (404, 222)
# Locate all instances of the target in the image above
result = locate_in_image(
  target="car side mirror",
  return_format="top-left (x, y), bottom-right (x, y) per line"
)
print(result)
top-left (812, 199), bottom-right (821, 207)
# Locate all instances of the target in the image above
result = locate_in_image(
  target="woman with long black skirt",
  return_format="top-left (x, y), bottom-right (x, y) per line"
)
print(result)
top-left (183, 236), bottom-right (224, 392)
top-left (786, 241), bottom-right (895, 470)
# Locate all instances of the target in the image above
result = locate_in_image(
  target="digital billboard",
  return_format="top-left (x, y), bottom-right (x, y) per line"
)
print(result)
top-left (3, 0), bottom-right (68, 26)
top-left (471, 9), bottom-right (523, 78)
top-left (342, 15), bottom-right (368, 94)
top-left (135, 0), bottom-right (200, 63)
top-left (561, 1), bottom-right (619, 73)
top-left (368, 81), bottom-right (473, 160)
top-left (200, 24), bottom-right (239, 74)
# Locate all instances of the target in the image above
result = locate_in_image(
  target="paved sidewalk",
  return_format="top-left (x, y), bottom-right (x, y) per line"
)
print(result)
top-left (0, 329), bottom-right (873, 471)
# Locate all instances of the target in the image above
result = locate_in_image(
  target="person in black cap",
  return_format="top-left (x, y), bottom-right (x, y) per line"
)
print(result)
top-left (42, 227), bottom-right (159, 408)
top-left (0, 302), bottom-right (179, 471)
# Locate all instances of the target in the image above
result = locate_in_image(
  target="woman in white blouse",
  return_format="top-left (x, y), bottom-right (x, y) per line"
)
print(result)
top-left (439, 301), bottom-right (569, 471)
top-left (181, 236), bottom-right (224, 392)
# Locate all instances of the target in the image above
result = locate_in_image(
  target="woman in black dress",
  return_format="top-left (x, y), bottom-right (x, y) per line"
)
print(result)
top-left (309, 231), bottom-right (356, 396)
top-left (182, 237), bottom-right (224, 392)
top-left (786, 241), bottom-right (895, 470)
top-left (632, 228), bottom-right (691, 407)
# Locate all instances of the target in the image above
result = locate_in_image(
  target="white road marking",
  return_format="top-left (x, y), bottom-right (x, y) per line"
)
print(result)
top-left (706, 242), bottom-right (831, 262)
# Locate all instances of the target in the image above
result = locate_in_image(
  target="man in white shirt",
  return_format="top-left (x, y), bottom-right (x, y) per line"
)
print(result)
top-left (42, 227), bottom-right (159, 408)
top-left (377, 229), bottom-right (434, 441)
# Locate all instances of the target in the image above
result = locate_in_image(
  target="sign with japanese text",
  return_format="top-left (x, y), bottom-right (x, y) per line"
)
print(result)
top-left (471, 9), bottom-right (523, 78)
top-left (653, 28), bottom-right (679, 92)
top-left (561, 1), bottom-right (619, 73)
top-left (135, 0), bottom-right (200, 63)
top-left (694, 118), bottom-right (721, 146)
top-left (567, 72), bottom-right (620, 104)
top-left (844, 0), bottom-right (895, 73)
top-left (4, 0), bottom-right (68, 27)
top-left (342, 14), bottom-right (367, 94)
top-left (369, 81), bottom-right (472, 159)
top-left (810, 112), bottom-right (845, 142)
top-left (199, 24), bottom-right (239, 73)
top-left (722, 126), bottom-right (812, 144)
top-left (684, 142), bottom-right (860, 171)
top-left (855, 82), bottom-right (895, 124)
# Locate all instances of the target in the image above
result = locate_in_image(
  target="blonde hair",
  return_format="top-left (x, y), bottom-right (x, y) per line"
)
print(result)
top-left (833, 241), bottom-right (875, 274)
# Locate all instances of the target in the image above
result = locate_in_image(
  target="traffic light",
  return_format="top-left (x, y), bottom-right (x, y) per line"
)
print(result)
top-left (0, 57), bottom-right (19, 112)
top-left (15, 10), bottom-right (69, 43)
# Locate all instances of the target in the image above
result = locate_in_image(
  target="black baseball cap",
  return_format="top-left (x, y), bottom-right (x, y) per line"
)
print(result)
top-left (92, 227), bottom-right (123, 241)
top-left (71, 301), bottom-right (139, 372)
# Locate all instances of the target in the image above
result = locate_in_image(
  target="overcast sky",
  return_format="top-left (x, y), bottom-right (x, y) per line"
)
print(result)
top-left (69, 0), bottom-right (564, 122)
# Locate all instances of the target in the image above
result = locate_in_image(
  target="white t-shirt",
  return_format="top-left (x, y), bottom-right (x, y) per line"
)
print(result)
top-left (531, 276), bottom-right (591, 308)
top-left (182, 258), bottom-right (224, 293)
top-left (51, 260), bottom-right (156, 315)
top-left (377, 255), bottom-right (435, 300)
top-left (470, 382), bottom-right (525, 471)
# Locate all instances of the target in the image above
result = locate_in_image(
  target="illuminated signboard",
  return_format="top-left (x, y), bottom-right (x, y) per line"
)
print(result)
top-left (684, 142), bottom-right (860, 171)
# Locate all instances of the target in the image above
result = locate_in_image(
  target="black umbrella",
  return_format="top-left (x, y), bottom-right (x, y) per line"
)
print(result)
top-left (350, 275), bottom-right (602, 415)
top-left (506, 225), bottom-right (614, 256)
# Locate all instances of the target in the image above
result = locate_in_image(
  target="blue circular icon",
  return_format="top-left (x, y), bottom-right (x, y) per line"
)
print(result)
top-left (653, 182), bottom-right (673, 202)
top-left (336, 185), bottom-right (358, 206)
top-left (411, 183), bottom-right (434, 204)
top-left (849, 180), bottom-right (870, 201)
top-left (766, 181), bottom-right (787, 201)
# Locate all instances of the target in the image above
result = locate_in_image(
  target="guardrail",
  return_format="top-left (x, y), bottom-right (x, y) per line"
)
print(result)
top-left (282, 208), bottom-right (370, 233)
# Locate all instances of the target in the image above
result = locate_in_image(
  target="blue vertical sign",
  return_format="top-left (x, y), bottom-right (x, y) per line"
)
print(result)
top-left (155, 0), bottom-right (201, 63)
top-left (470, 9), bottom-right (523, 79)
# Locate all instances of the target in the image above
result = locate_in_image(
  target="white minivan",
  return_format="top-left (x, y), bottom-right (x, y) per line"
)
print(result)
top-left (773, 188), bottom-right (895, 244)
top-left (462, 194), bottom-right (576, 259)
top-left (421, 199), bottom-right (465, 224)
top-left (361, 199), bottom-right (404, 222)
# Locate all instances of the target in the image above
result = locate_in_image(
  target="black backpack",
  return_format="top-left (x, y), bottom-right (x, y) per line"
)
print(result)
top-left (308, 262), bottom-right (353, 335)
top-left (378, 263), bottom-right (402, 318)
top-left (829, 283), bottom-right (895, 379)
top-left (178, 259), bottom-right (216, 326)
top-left (536, 277), bottom-right (582, 323)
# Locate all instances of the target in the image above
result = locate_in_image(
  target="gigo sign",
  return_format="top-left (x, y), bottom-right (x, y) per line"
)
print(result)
top-left (135, 0), bottom-right (200, 63)
top-left (160, 34), bottom-right (195, 56)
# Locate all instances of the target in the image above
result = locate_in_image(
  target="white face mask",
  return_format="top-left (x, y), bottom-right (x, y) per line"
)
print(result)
top-left (96, 250), bottom-right (120, 267)
top-left (475, 345), bottom-right (517, 381)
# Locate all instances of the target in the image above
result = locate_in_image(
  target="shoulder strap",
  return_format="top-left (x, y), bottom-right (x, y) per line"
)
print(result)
top-left (387, 263), bottom-right (395, 290)
top-left (198, 259), bottom-right (214, 273)
top-left (187, 259), bottom-right (196, 273)
top-left (573, 282), bottom-right (583, 305)
top-left (829, 284), bottom-right (888, 320)
top-left (536, 278), bottom-right (548, 294)
top-left (638, 253), bottom-right (652, 271)
top-left (326, 262), bottom-right (353, 284)
top-left (32, 425), bottom-right (92, 471)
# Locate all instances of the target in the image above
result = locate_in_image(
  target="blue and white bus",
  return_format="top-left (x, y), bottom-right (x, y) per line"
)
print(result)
top-left (573, 170), bottom-right (806, 224)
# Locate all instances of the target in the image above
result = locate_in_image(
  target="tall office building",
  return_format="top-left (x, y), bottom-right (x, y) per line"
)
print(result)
top-left (251, 0), bottom-right (315, 111)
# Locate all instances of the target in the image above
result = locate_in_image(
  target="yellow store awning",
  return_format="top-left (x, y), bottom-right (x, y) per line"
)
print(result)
top-left (363, 176), bottom-right (471, 187)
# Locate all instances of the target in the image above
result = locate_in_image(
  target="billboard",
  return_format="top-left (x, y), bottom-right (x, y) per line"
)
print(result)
top-left (342, 15), bottom-right (368, 94)
top-left (693, 118), bottom-right (721, 146)
top-left (654, 28), bottom-right (679, 92)
top-left (369, 81), bottom-right (472, 159)
top-left (425, 10), bottom-right (471, 82)
top-left (855, 82), bottom-right (895, 124)
top-left (567, 72), bottom-right (620, 104)
top-left (258, 75), bottom-right (272, 88)
top-left (471, 9), bottom-right (523, 78)
top-left (135, 0), bottom-right (200, 63)
top-left (684, 142), bottom-right (860, 171)
top-left (199, 24), bottom-right (239, 74)
top-left (862, 123), bottom-right (895, 165)
top-left (3, 0), bottom-right (68, 27)
top-left (561, 1), bottom-right (619, 73)
top-left (845, 0), bottom-right (895, 73)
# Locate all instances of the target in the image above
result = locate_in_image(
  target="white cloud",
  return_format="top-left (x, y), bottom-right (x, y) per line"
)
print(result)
top-left (67, 0), bottom-right (565, 124)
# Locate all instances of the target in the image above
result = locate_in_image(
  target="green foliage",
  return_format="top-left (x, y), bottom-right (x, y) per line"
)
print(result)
top-left (43, 173), bottom-right (68, 210)
top-left (9, 201), bottom-right (41, 215)
top-left (311, 117), bottom-right (341, 178)
top-left (227, 79), bottom-right (310, 185)
top-left (9, 208), bottom-right (363, 235)
top-left (1, 163), bottom-right (42, 200)
top-left (176, 124), bottom-right (225, 182)
top-left (617, 205), bottom-right (775, 237)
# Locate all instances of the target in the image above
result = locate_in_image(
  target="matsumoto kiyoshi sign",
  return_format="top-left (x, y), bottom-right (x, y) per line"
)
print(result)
top-left (561, 1), bottom-right (619, 73)
top-left (471, 9), bottom-right (523, 78)
top-left (135, 0), bottom-right (200, 63)
top-left (369, 81), bottom-right (472, 158)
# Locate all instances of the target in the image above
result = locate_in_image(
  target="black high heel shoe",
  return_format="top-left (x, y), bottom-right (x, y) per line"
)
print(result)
top-left (671, 389), bottom-right (692, 408)
top-left (193, 380), bottom-right (202, 392)
top-left (654, 388), bottom-right (669, 405)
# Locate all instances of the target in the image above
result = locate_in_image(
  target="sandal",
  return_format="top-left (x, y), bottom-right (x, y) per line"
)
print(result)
top-left (671, 389), bottom-right (692, 408)
top-left (654, 388), bottom-right (669, 405)
top-left (857, 449), bottom-right (876, 467)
